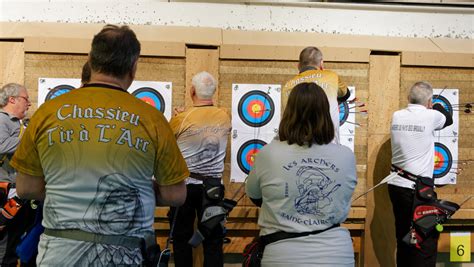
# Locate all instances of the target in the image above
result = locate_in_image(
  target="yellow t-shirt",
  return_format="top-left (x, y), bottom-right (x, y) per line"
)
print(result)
top-left (11, 84), bottom-right (188, 260)
top-left (282, 69), bottom-right (347, 143)
top-left (169, 106), bottom-right (231, 183)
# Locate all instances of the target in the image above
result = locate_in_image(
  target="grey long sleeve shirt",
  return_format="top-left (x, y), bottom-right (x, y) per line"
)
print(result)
top-left (0, 110), bottom-right (22, 182)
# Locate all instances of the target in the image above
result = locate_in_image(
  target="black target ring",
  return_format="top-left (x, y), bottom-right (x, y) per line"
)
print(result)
top-left (237, 91), bottom-right (275, 127)
top-left (432, 95), bottom-right (453, 116)
top-left (237, 139), bottom-right (267, 174)
top-left (45, 84), bottom-right (75, 101)
top-left (338, 101), bottom-right (349, 126)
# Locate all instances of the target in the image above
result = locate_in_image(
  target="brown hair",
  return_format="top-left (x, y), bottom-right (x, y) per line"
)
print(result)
top-left (81, 61), bottom-right (91, 84)
top-left (89, 25), bottom-right (141, 78)
top-left (279, 83), bottom-right (334, 147)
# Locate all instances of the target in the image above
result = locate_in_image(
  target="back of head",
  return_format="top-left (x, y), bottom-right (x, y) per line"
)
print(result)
top-left (408, 81), bottom-right (433, 105)
top-left (81, 61), bottom-right (91, 85)
top-left (89, 25), bottom-right (141, 79)
top-left (298, 46), bottom-right (323, 70)
top-left (192, 71), bottom-right (217, 100)
top-left (0, 83), bottom-right (23, 108)
top-left (279, 82), bottom-right (334, 146)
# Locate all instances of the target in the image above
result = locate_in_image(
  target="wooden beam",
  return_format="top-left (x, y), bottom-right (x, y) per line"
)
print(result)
top-left (220, 44), bottom-right (370, 62)
top-left (24, 37), bottom-right (185, 57)
top-left (364, 54), bottom-right (401, 267)
top-left (402, 51), bottom-right (474, 68)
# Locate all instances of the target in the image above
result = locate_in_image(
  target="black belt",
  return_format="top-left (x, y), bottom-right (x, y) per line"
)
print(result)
top-left (261, 224), bottom-right (340, 246)
top-left (44, 229), bottom-right (143, 249)
top-left (189, 172), bottom-right (219, 181)
top-left (391, 165), bottom-right (428, 182)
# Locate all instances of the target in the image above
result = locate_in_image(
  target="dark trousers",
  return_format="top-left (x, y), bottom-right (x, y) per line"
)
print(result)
top-left (0, 203), bottom-right (36, 267)
top-left (388, 184), bottom-right (439, 267)
top-left (169, 184), bottom-right (224, 267)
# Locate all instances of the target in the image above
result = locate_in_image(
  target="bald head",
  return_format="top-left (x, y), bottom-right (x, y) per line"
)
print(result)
top-left (298, 46), bottom-right (323, 71)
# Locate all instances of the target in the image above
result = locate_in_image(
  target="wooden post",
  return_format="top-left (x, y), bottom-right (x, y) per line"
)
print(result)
top-left (364, 53), bottom-right (401, 267)
top-left (185, 47), bottom-right (219, 108)
top-left (0, 41), bottom-right (24, 86)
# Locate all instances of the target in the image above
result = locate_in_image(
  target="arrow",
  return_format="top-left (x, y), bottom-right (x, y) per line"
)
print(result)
top-left (352, 172), bottom-right (400, 201)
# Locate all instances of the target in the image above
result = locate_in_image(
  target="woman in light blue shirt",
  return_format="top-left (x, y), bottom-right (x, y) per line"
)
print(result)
top-left (246, 82), bottom-right (357, 267)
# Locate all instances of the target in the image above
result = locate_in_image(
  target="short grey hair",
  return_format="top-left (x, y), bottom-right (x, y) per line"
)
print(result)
top-left (192, 71), bottom-right (216, 100)
top-left (0, 83), bottom-right (24, 108)
top-left (408, 81), bottom-right (433, 105)
top-left (299, 46), bottom-right (323, 69)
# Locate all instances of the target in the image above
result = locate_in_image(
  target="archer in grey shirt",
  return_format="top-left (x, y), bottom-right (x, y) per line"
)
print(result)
top-left (0, 110), bottom-right (23, 182)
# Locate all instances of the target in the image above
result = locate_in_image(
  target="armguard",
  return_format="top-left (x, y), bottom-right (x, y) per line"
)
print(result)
top-left (433, 103), bottom-right (453, 129)
top-left (337, 88), bottom-right (351, 104)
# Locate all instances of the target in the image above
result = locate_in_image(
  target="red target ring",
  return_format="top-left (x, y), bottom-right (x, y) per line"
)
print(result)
top-left (433, 142), bottom-right (452, 179)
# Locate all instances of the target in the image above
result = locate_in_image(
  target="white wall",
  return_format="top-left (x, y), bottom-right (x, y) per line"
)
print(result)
top-left (0, 0), bottom-right (472, 39)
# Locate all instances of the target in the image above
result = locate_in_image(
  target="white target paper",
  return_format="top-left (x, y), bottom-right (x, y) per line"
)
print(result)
top-left (128, 81), bottom-right (173, 121)
top-left (230, 132), bottom-right (277, 183)
top-left (231, 83), bottom-right (281, 182)
top-left (339, 86), bottom-right (356, 151)
top-left (433, 89), bottom-right (459, 185)
top-left (38, 78), bottom-right (81, 107)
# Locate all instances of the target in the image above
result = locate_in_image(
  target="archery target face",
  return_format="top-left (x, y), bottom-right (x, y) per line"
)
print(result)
top-left (338, 101), bottom-right (349, 126)
top-left (46, 84), bottom-right (75, 101)
top-left (433, 95), bottom-right (453, 116)
top-left (237, 139), bottom-right (267, 175)
top-left (432, 89), bottom-right (458, 185)
top-left (339, 86), bottom-right (356, 151)
top-left (434, 142), bottom-right (452, 179)
top-left (238, 91), bottom-right (275, 127)
top-left (131, 87), bottom-right (165, 113)
top-left (231, 132), bottom-right (276, 183)
top-left (433, 89), bottom-right (459, 138)
top-left (433, 137), bottom-right (458, 185)
top-left (38, 78), bottom-right (81, 107)
top-left (128, 81), bottom-right (172, 121)
top-left (232, 84), bottom-right (281, 135)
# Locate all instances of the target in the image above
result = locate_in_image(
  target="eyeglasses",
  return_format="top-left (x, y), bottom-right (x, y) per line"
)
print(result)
top-left (16, 96), bottom-right (30, 103)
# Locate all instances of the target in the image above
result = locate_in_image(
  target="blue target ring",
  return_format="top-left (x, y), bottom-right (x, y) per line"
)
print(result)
top-left (433, 142), bottom-right (452, 179)
top-left (132, 87), bottom-right (165, 113)
top-left (45, 84), bottom-right (74, 101)
top-left (237, 139), bottom-right (267, 174)
top-left (238, 91), bottom-right (274, 127)
top-left (338, 101), bottom-right (349, 126)
top-left (433, 95), bottom-right (453, 116)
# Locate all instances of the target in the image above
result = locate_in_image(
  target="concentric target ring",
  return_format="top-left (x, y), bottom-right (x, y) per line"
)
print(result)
top-left (433, 142), bottom-right (452, 179)
top-left (132, 87), bottom-right (165, 113)
top-left (338, 101), bottom-right (349, 126)
top-left (45, 84), bottom-right (75, 101)
top-left (432, 95), bottom-right (453, 116)
top-left (237, 139), bottom-right (267, 174)
top-left (238, 91), bottom-right (274, 127)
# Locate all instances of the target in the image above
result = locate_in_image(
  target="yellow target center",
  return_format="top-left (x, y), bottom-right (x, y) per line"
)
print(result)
top-left (434, 155), bottom-right (441, 166)
top-left (252, 104), bottom-right (262, 114)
